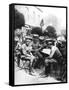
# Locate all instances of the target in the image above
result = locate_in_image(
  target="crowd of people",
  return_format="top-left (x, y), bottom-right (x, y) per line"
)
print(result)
top-left (14, 25), bottom-right (66, 82)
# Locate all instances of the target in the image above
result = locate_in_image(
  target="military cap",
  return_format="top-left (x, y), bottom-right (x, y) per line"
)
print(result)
top-left (39, 36), bottom-right (44, 41)
top-left (33, 34), bottom-right (39, 38)
top-left (25, 36), bottom-right (32, 40)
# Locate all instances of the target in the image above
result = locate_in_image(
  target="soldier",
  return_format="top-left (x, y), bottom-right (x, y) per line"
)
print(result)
top-left (21, 36), bottom-right (35, 75)
top-left (56, 36), bottom-right (66, 81)
top-left (45, 40), bottom-right (63, 79)
top-left (32, 34), bottom-right (44, 69)
top-left (22, 36), bottom-right (33, 56)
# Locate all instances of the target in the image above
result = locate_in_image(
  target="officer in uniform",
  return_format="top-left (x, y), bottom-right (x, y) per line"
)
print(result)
top-left (32, 34), bottom-right (44, 69)
top-left (21, 36), bottom-right (35, 75)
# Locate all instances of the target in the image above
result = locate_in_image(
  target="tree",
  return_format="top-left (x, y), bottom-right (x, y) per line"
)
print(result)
top-left (44, 26), bottom-right (57, 38)
top-left (31, 27), bottom-right (43, 36)
top-left (14, 9), bottom-right (25, 29)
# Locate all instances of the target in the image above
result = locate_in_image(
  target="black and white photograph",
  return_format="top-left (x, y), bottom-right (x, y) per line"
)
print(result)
top-left (9, 4), bottom-right (67, 86)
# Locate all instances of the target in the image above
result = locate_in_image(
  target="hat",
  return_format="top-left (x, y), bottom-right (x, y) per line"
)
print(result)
top-left (57, 36), bottom-right (66, 42)
top-left (33, 34), bottom-right (39, 38)
top-left (39, 36), bottom-right (44, 41)
top-left (25, 36), bottom-right (32, 40)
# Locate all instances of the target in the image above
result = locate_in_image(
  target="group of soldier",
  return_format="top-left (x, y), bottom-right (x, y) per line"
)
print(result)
top-left (14, 26), bottom-right (66, 82)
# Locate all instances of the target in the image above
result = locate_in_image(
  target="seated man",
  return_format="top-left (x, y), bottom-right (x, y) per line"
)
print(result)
top-left (21, 36), bottom-right (35, 74)
top-left (31, 34), bottom-right (44, 69)
top-left (55, 39), bottom-right (66, 81)
top-left (44, 41), bottom-right (62, 77)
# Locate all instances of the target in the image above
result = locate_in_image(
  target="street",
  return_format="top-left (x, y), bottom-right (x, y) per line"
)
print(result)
top-left (15, 63), bottom-right (60, 85)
